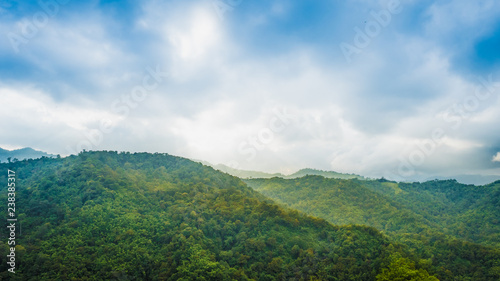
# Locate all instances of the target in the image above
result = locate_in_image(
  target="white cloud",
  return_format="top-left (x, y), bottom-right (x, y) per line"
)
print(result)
top-left (493, 152), bottom-right (500, 162)
top-left (424, 1), bottom-right (500, 38)
top-left (166, 8), bottom-right (221, 61)
top-left (0, 86), bottom-right (123, 153)
top-left (1, 0), bottom-right (499, 182)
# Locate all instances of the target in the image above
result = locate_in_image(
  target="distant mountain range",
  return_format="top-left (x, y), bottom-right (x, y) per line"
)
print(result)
top-left (200, 163), bottom-right (365, 180)
top-left (195, 161), bottom-right (500, 185)
top-left (2, 148), bottom-right (499, 184)
top-left (423, 174), bottom-right (500, 186)
top-left (0, 147), bottom-right (56, 163)
top-left (283, 167), bottom-right (366, 180)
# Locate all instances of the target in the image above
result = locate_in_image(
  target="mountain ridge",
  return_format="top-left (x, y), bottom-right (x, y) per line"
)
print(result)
top-left (201, 162), bottom-right (365, 180)
top-left (0, 147), bottom-right (56, 163)
top-left (199, 161), bottom-right (500, 185)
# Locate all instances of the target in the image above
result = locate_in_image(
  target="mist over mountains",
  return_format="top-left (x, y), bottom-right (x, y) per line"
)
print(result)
top-left (200, 160), bottom-right (499, 186)
top-left (3, 147), bottom-right (499, 185)
top-left (0, 147), bottom-right (55, 163)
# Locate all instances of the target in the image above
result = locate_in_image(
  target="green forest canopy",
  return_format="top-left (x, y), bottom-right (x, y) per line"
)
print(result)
top-left (0, 151), bottom-right (443, 280)
top-left (245, 176), bottom-right (500, 280)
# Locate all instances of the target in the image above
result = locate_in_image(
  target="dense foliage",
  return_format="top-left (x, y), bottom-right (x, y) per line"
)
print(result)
top-left (246, 176), bottom-right (500, 280)
top-left (0, 151), bottom-right (432, 280)
top-left (362, 179), bottom-right (500, 247)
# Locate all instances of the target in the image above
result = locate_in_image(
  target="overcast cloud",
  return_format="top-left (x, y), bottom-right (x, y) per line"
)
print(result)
top-left (1, 0), bottom-right (500, 181)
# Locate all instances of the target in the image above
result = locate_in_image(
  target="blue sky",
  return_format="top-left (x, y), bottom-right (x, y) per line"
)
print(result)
top-left (1, 0), bottom-right (500, 182)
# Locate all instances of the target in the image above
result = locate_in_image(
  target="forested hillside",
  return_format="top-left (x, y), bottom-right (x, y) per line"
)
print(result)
top-left (361, 179), bottom-right (500, 247)
top-left (246, 176), bottom-right (500, 280)
top-left (0, 151), bottom-right (437, 280)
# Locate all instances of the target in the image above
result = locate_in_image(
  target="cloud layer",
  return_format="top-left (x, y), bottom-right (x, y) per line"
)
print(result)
top-left (1, 0), bottom-right (500, 181)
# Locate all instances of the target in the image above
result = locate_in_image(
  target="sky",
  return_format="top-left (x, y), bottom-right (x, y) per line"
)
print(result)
top-left (1, 0), bottom-right (500, 182)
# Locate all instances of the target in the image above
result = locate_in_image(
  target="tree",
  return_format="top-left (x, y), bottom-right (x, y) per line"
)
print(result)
top-left (376, 254), bottom-right (439, 281)
top-left (172, 244), bottom-right (230, 281)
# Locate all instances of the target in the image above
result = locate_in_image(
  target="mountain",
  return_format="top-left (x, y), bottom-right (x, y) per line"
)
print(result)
top-left (246, 177), bottom-right (500, 248)
top-left (361, 179), bottom-right (500, 247)
top-left (246, 177), bottom-right (437, 235)
top-left (207, 163), bottom-right (364, 180)
top-left (0, 151), bottom-right (436, 280)
top-left (245, 176), bottom-right (500, 280)
top-left (284, 168), bottom-right (365, 180)
top-left (424, 174), bottom-right (500, 186)
top-left (210, 163), bottom-right (284, 179)
top-left (0, 147), bottom-right (56, 163)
